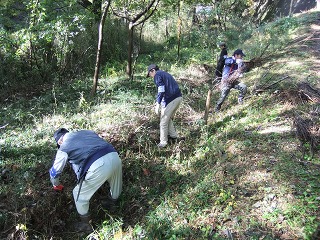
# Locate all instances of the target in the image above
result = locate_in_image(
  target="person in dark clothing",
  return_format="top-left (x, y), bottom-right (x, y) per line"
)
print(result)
top-left (146, 64), bottom-right (183, 148)
top-left (215, 42), bottom-right (228, 78)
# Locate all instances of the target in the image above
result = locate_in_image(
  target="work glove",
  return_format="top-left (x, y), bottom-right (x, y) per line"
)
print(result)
top-left (53, 184), bottom-right (64, 191)
top-left (154, 102), bottom-right (160, 115)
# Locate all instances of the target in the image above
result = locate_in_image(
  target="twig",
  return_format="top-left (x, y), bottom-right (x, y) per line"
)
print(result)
top-left (0, 124), bottom-right (8, 129)
top-left (226, 229), bottom-right (233, 240)
top-left (204, 89), bottom-right (212, 125)
top-left (255, 75), bottom-right (289, 92)
top-left (134, 122), bottom-right (147, 133)
top-left (259, 43), bottom-right (270, 58)
top-left (288, 32), bottom-right (317, 45)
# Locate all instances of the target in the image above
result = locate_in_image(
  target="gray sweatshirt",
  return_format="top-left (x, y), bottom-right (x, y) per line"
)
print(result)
top-left (49, 130), bottom-right (115, 186)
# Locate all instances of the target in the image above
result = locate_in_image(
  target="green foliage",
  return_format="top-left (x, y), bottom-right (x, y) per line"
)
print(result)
top-left (102, 61), bottom-right (127, 78)
top-left (255, 16), bottom-right (300, 53)
top-left (0, 0), bottom-right (285, 102)
top-left (86, 217), bottom-right (123, 239)
top-left (1, 1), bottom-right (91, 100)
top-left (0, 4), bottom-right (319, 240)
top-left (0, 0), bottom-right (131, 102)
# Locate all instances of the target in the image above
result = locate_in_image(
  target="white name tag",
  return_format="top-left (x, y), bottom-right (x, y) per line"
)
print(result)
top-left (158, 86), bottom-right (165, 93)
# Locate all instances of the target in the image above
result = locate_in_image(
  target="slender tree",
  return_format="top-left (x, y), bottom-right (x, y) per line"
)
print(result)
top-left (177, 1), bottom-right (182, 59)
top-left (91, 0), bottom-right (111, 95)
top-left (111, 0), bottom-right (160, 77)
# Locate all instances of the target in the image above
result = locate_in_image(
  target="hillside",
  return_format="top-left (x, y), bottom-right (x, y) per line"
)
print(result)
top-left (0, 11), bottom-right (319, 240)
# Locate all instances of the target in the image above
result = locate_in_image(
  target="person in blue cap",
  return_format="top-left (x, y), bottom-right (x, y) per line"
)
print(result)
top-left (49, 128), bottom-right (122, 232)
top-left (147, 64), bottom-right (183, 148)
top-left (215, 49), bottom-right (247, 112)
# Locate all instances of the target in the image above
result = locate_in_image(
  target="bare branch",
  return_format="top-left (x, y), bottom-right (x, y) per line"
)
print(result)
top-left (0, 124), bottom-right (9, 129)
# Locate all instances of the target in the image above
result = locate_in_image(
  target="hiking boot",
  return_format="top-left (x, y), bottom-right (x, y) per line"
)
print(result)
top-left (168, 135), bottom-right (177, 140)
top-left (101, 197), bottom-right (118, 212)
top-left (238, 97), bottom-right (244, 105)
top-left (74, 213), bottom-right (92, 233)
top-left (168, 136), bottom-right (177, 143)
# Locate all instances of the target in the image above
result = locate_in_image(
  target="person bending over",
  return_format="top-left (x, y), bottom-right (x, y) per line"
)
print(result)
top-left (49, 128), bottom-right (122, 232)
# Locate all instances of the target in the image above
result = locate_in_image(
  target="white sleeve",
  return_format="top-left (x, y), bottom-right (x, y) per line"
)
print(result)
top-left (49, 150), bottom-right (68, 186)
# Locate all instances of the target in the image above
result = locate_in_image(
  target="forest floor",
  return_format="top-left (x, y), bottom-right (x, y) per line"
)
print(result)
top-left (1, 10), bottom-right (320, 240)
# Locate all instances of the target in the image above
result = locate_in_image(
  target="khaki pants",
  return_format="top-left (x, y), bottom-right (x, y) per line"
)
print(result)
top-left (73, 152), bottom-right (122, 215)
top-left (160, 97), bottom-right (182, 145)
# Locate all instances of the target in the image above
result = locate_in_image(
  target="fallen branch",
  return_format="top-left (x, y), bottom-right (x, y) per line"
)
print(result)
top-left (254, 75), bottom-right (289, 93)
top-left (0, 124), bottom-right (8, 129)
top-left (259, 43), bottom-right (270, 58)
top-left (204, 89), bottom-right (212, 125)
top-left (297, 82), bottom-right (320, 103)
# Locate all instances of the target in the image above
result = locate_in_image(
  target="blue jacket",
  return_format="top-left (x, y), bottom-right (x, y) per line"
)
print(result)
top-left (154, 70), bottom-right (182, 107)
top-left (222, 57), bottom-right (238, 79)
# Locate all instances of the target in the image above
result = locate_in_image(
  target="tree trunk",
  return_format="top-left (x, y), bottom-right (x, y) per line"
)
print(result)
top-left (177, 2), bottom-right (182, 59)
top-left (289, 0), bottom-right (294, 16)
top-left (126, 23), bottom-right (134, 77)
top-left (112, 0), bottom-right (159, 77)
top-left (131, 23), bottom-right (144, 79)
top-left (91, 0), bottom-right (111, 96)
top-left (165, 15), bottom-right (169, 39)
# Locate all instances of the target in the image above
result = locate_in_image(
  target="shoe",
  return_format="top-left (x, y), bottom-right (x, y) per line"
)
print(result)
top-left (168, 135), bottom-right (177, 140)
top-left (215, 105), bottom-right (221, 112)
top-left (74, 221), bottom-right (92, 233)
top-left (101, 197), bottom-right (118, 212)
top-left (74, 213), bottom-right (92, 233)
top-left (157, 143), bottom-right (167, 148)
top-left (238, 98), bottom-right (244, 105)
top-left (168, 136), bottom-right (177, 143)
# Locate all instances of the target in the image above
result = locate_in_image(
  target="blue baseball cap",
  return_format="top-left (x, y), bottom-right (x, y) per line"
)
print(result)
top-left (53, 128), bottom-right (69, 148)
top-left (233, 49), bottom-right (246, 57)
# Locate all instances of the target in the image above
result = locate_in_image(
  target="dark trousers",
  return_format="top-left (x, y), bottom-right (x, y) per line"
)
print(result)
top-left (216, 82), bottom-right (247, 109)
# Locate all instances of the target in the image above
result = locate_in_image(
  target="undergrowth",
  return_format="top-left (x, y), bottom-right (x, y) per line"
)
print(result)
top-left (0, 11), bottom-right (319, 240)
